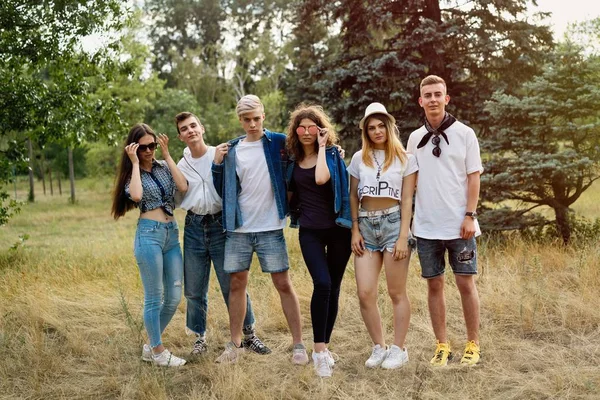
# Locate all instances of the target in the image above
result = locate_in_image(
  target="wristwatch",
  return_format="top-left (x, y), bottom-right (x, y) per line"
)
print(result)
top-left (465, 211), bottom-right (478, 220)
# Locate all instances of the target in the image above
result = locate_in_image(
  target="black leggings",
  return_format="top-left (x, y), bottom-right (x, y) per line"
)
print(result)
top-left (299, 226), bottom-right (352, 343)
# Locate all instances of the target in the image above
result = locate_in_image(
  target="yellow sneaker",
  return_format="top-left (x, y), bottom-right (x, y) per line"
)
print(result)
top-left (460, 341), bottom-right (480, 366)
top-left (430, 342), bottom-right (452, 366)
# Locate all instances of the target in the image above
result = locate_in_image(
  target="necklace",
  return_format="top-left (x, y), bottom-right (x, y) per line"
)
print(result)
top-left (372, 150), bottom-right (382, 181)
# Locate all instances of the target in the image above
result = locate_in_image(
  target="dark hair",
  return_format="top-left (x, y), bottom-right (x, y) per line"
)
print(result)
top-left (285, 104), bottom-right (338, 161)
top-left (111, 123), bottom-right (157, 219)
top-left (175, 112), bottom-right (201, 134)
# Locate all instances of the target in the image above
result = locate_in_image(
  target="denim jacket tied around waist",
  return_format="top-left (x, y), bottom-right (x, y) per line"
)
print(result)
top-left (211, 129), bottom-right (289, 232)
top-left (286, 146), bottom-right (352, 230)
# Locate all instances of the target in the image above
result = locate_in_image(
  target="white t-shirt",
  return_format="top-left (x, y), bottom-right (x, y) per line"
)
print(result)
top-left (407, 120), bottom-right (484, 240)
top-left (234, 139), bottom-right (286, 233)
top-left (176, 146), bottom-right (222, 215)
top-left (347, 149), bottom-right (418, 201)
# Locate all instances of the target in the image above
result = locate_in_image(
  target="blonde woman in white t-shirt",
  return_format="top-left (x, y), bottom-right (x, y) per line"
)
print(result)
top-left (347, 102), bottom-right (418, 369)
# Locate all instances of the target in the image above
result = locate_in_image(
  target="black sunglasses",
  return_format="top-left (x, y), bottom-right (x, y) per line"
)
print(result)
top-left (432, 135), bottom-right (441, 157)
top-left (137, 142), bottom-right (158, 152)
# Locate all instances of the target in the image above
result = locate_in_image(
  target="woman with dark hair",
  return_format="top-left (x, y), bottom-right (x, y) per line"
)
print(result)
top-left (112, 123), bottom-right (188, 367)
top-left (285, 104), bottom-right (352, 378)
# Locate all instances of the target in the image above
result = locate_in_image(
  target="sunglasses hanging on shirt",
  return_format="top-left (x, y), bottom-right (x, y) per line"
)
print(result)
top-left (431, 135), bottom-right (441, 157)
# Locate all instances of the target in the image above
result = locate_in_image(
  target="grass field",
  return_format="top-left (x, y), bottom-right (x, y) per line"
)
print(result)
top-left (0, 178), bottom-right (599, 399)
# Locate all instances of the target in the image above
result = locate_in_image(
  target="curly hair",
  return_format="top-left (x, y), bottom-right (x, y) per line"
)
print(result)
top-left (285, 104), bottom-right (338, 161)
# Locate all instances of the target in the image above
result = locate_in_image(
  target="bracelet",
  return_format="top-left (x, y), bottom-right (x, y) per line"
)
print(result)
top-left (352, 218), bottom-right (359, 222)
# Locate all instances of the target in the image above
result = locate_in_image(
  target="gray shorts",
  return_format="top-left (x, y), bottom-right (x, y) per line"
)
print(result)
top-left (224, 229), bottom-right (290, 274)
top-left (416, 237), bottom-right (478, 278)
top-left (358, 205), bottom-right (415, 253)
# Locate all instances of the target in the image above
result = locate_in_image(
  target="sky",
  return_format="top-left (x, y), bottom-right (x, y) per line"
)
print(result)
top-left (533, 0), bottom-right (600, 38)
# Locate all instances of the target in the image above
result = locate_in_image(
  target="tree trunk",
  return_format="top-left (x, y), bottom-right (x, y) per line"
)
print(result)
top-left (27, 138), bottom-right (35, 202)
top-left (40, 152), bottom-right (46, 196)
top-left (48, 166), bottom-right (54, 196)
top-left (68, 146), bottom-right (76, 204)
top-left (554, 205), bottom-right (571, 245)
top-left (58, 172), bottom-right (62, 195)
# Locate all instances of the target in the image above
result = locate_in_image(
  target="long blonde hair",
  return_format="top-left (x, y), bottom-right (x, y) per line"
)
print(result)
top-left (360, 113), bottom-right (407, 171)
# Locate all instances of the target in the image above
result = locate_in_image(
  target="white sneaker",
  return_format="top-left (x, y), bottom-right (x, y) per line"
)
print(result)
top-left (215, 341), bottom-right (245, 364)
top-left (365, 344), bottom-right (388, 368)
top-left (291, 343), bottom-right (309, 365)
top-left (152, 349), bottom-right (187, 367)
top-left (312, 351), bottom-right (332, 377)
top-left (326, 349), bottom-right (338, 368)
top-left (141, 344), bottom-right (152, 362)
top-left (381, 345), bottom-right (409, 369)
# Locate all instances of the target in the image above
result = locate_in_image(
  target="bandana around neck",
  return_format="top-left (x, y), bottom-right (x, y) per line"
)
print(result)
top-left (417, 112), bottom-right (457, 149)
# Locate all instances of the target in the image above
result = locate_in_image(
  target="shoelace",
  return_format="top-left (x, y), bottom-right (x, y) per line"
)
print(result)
top-left (463, 343), bottom-right (478, 358)
top-left (193, 341), bottom-right (207, 351)
top-left (316, 355), bottom-right (329, 370)
top-left (246, 337), bottom-right (266, 350)
top-left (434, 345), bottom-right (447, 361)
top-left (327, 350), bottom-right (340, 363)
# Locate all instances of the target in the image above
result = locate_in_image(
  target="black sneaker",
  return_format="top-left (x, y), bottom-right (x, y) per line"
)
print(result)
top-left (242, 335), bottom-right (272, 355)
top-left (191, 337), bottom-right (208, 356)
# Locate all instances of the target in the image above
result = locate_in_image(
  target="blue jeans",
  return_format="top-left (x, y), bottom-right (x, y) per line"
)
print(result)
top-left (134, 219), bottom-right (183, 348)
top-left (223, 229), bottom-right (290, 273)
top-left (183, 212), bottom-right (255, 336)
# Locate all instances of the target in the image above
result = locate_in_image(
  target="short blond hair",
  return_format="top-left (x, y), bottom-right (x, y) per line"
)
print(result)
top-left (420, 75), bottom-right (447, 92)
top-left (236, 95), bottom-right (264, 116)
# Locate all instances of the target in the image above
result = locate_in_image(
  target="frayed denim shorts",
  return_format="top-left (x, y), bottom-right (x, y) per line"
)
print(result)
top-left (358, 205), bottom-right (415, 253)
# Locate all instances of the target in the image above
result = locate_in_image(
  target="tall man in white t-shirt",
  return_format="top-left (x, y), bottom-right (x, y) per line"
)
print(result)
top-left (174, 112), bottom-right (270, 358)
top-left (211, 95), bottom-right (308, 364)
top-left (407, 75), bottom-right (483, 367)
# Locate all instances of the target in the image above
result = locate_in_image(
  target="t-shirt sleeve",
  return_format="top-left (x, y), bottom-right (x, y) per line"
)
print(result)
top-left (406, 131), bottom-right (417, 154)
top-left (347, 151), bottom-right (362, 179)
top-left (403, 153), bottom-right (419, 177)
top-left (465, 129), bottom-right (484, 174)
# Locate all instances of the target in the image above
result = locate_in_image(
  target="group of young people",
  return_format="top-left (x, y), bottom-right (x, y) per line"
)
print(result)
top-left (110, 75), bottom-right (483, 377)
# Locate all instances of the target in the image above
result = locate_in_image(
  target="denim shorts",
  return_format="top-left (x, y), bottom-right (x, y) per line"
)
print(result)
top-left (223, 229), bottom-right (290, 274)
top-left (416, 237), bottom-right (478, 278)
top-left (358, 205), bottom-right (415, 253)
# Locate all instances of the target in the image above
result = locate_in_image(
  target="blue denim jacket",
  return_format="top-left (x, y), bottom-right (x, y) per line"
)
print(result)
top-left (212, 129), bottom-right (289, 232)
top-left (286, 146), bottom-right (352, 229)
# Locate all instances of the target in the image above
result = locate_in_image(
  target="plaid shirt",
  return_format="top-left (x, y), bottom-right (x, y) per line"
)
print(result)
top-left (125, 160), bottom-right (175, 216)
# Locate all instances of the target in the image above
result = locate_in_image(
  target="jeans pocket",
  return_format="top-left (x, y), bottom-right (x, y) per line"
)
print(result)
top-left (386, 211), bottom-right (401, 224)
top-left (139, 225), bottom-right (158, 234)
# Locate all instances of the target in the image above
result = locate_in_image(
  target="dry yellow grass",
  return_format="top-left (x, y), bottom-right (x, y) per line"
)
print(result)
top-left (1, 179), bottom-right (599, 399)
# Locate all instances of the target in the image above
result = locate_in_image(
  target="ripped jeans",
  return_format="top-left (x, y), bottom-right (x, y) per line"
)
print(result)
top-left (134, 219), bottom-right (183, 348)
top-left (416, 237), bottom-right (478, 279)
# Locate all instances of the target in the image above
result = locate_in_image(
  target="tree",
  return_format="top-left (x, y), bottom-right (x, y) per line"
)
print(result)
top-left (288, 0), bottom-right (553, 153)
top-left (145, 0), bottom-right (226, 86)
top-left (0, 0), bottom-right (127, 210)
top-left (482, 42), bottom-right (600, 244)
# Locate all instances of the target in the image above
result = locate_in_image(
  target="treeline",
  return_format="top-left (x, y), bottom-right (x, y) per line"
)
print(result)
top-left (1, 1), bottom-right (599, 243)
